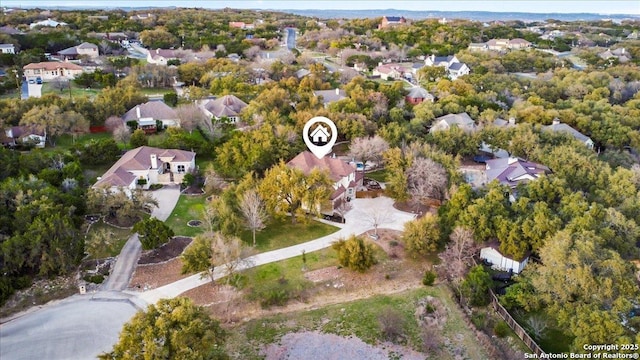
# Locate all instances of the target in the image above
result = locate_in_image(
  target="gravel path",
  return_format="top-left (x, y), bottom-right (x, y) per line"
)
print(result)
top-left (262, 332), bottom-right (425, 360)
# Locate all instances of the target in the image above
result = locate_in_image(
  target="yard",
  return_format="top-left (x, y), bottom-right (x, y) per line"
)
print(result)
top-left (239, 218), bottom-right (339, 252)
top-left (84, 220), bottom-right (132, 259)
top-left (365, 168), bottom-right (388, 182)
top-left (225, 285), bottom-right (490, 360)
top-left (164, 194), bottom-right (207, 237)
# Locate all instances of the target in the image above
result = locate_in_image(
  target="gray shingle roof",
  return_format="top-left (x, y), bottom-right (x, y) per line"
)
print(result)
top-left (203, 95), bottom-right (248, 118)
top-left (542, 122), bottom-right (591, 143)
top-left (123, 101), bottom-right (178, 122)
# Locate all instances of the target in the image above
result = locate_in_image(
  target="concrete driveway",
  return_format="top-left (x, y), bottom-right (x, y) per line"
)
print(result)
top-left (150, 184), bottom-right (181, 221)
top-left (135, 196), bottom-right (416, 304)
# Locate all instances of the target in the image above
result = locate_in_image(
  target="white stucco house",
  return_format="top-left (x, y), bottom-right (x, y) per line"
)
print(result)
top-left (429, 112), bottom-right (477, 133)
top-left (480, 241), bottom-right (529, 274)
top-left (93, 146), bottom-right (196, 195)
top-left (0, 43), bottom-right (16, 54)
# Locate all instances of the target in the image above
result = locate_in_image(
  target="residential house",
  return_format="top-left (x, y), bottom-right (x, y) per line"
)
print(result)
top-left (129, 13), bottom-right (154, 21)
top-left (287, 151), bottom-right (362, 214)
top-left (405, 86), bottom-right (434, 105)
top-left (378, 16), bottom-right (406, 29)
top-left (448, 62), bottom-right (470, 80)
top-left (93, 146), bottom-right (196, 194)
top-left (542, 119), bottom-right (594, 149)
top-left (467, 43), bottom-right (489, 52)
top-left (599, 48), bottom-right (633, 63)
top-left (57, 42), bottom-right (99, 61)
top-left (313, 88), bottom-right (347, 107)
top-left (146, 48), bottom-right (179, 65)
top-left (0, 43), bottom-right (15, 54)
top-left (122, 101), bottom-right (179, 133)
top-left (29, 18), bottom-right (68, 29)
top-left (485, 157), bottom-right (550, 188)
top-left (199, 95), bottom-right (248, 124)
top-left (372, 64), bottom-right (403, 80)
top-left (424, 54), bottom-right (469, 79)
top-left (429, 112), bottom-right (476, 133)
top-left (0, 26), bottom-right (24, 35)
top-left (23, 62), bottom-right (84, 82)
top-left (480, 241), bottom-right (529, 274)
top-left (1, 126), bottom-right (46, 148)
top-left (229, 22), bottom-right (255, 29)
top-left (507, 38), bottom-right (532, 49)
top-left (492, 117), bottom-right (516, 128)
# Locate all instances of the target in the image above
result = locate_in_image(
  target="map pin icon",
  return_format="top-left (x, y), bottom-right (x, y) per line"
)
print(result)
top-left (303, 116), bottom-right (338, 159)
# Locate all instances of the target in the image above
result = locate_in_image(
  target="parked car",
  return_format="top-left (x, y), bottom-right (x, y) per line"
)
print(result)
top-left (473, 155), bottom-right (491, 163)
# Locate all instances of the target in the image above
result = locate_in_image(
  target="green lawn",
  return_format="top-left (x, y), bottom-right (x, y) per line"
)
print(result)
top-left (240, 218), bottom-right (339, 251)
top-left (139, 87), bottom-right (175, 96)
top-left (365, 168), bottom-right (388, 182)
top-left (85, 220), bottom-right (132, 259)
top-left (54, 132), bottom-right (113, 149)
top-left (513, 309), bottom-right (573, 353)
top-left (165, 194), bottom-right (207, 237)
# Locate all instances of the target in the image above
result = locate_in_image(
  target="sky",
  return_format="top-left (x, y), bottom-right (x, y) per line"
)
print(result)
top-left (1, 0), bottom-right (639, 15)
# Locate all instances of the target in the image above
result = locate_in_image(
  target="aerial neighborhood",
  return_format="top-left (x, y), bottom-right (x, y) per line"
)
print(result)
top-left (0, 3), bottom-right (639, 360)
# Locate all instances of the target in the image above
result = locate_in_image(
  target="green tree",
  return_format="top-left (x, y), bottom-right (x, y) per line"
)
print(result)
top-left (100, 297), bottom-right (228, 360)
top-left (258, 162), bottom-right (332, 224)
top-left (133, 218), bottom-right (174, 250)
top-left (403, 213), bottom-right (441, 258)
top-left (332, 235), bottom-right (376, 272)
top-left (461, 265), bottom-right (492, 306)
top-left (181, 234), bottom-right (214, 282)
top-left (129, 129), bottom-right (148, 148)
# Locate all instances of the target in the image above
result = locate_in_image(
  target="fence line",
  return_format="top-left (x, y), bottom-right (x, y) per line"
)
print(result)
top-left (489, 290), bottom-right (546, 357)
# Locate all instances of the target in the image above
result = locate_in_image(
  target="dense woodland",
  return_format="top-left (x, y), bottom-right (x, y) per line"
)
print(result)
top-left (0, 6), bottom-right (639, 354)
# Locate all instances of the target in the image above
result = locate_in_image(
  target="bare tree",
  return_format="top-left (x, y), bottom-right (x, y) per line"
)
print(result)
top-left (243, 45), bottom-right (262, 61)
top-left (211, 232), bottom-right (254, 281)
top-left (105, 115), bottom-right (124, 132)
top-left (51, 78), bottom-right (69, 93)
top-left (362, 207), bottom-right (394, 238)
top-left (333, 198), bottom-right (352, 223)
top-left (407, 157), bottom-right (448, 203)
top-left (348, 135), bottom-right (390, 172)
top-left (239, 189), bottom-right (267, 247)
top-left (175, 103), bottom-right (207, 134)
top-left (525, 315), bottom-right (549, 340)
top-left (113, 125), bottom-right (131, 146)
top-left (437, 226), bottom-right (477, 283)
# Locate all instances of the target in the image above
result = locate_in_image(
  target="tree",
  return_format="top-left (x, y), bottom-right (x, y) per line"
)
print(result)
top-left (461, 265), bottom-right (492, 306)
top-left (113, 125), bottom-right (131, 146)
top-left (403, 213), bottom-right (441, 258)
top-left (100, 297), bottom-right (228, 360)
top-left (362, 207), bottom-right (393, 238)
top-left (239, 189), bottom-right (267, 246)
top-left (129, 128), bottom-right (147, 148)
top-left (105, 116), bottom-right (124, 133)
top-left (175, 103), bottom-right (207, 134)
top-left (348, 135), bottom-right (390, 172)
top-left (332, 235), bottom-right (376, 272)
top-left (202, 195), bottom-right (241, 236)
top-left (181, 233), bottom-right (215, 282)
top-left (259, 162), bottom-right (332, 224)
top-left (19, 105), bottom-right (89, 146)
top-left (437, 226), bottom-right (477, 283)
top-left (133, 218), bottom-right (174, 250)
top-left (406, 157), bottom-right (448, 203)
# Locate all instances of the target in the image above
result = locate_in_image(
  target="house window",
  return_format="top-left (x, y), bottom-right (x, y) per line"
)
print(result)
top-left (348, 188), bottom-right (354, 195)
top-left (177, 165), bottom-right (185, 173)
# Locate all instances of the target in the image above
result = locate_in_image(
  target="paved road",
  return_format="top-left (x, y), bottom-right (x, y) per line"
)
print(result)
top-left (0, 294), bottom-right (139, 360)
top-left (134, 197), bottom-right (416, 304)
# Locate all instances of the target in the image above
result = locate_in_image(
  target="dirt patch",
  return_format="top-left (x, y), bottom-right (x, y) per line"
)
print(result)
top-left (393, 201), bottom-right (433, 216)
top-left (182, 185), bottom-right (205, 195)
top-left (128, 257), bottom-right (190, 290)
top-left (138, 236), bottom-right (192, 265)
top-left (262, 331), bottom-right (426, 360)
top-left (0, 276), bottom-right (78, 319)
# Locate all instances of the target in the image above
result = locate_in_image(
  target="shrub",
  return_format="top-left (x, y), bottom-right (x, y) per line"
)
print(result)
top-left (378, 306), bottom-right (406, 342)
top-left (133, 218), bottom-right (174, 250)
top-left (332, 235), bottom-right (376, 272)
top-left (494, 321), bottom-right (510, 338)
top-left (84, 274), bottom-right (105, 284)
top-left (422, 270), bottom-right (437, 286)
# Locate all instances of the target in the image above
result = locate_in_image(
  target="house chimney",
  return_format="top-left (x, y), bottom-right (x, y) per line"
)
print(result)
top-left (508, 117), bottom-right (515, 125)
top-left (508, 157), bottom-right (518, 165)
top-left (136, 106), bottom-right (141, 119)
top-left (552, 118), bottom-right (560, 125)
top-left (150, 154), bottom-right (158, 169)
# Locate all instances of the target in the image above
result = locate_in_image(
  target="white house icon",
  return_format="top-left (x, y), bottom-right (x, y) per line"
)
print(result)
top-left (310, 125), bottom-right (330, 143)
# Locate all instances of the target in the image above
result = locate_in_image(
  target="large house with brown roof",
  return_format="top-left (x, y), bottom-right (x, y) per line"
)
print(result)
top-left (23, 62), bottom-right (84, 82)
top-left (379, 16), bottom-right (406, 29)
top-left (146, 48), bottom-right (179, 65)
top-left (198, 95), bottom-right (248, 124)
top-left (287, 151), bottom-right (362, 215)
top-left (56, 42), bottom-right (99, 60)
top-left (122, 101), bottom-right (179, 133)
top-left (93, 146), bottom-right (196, 194)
